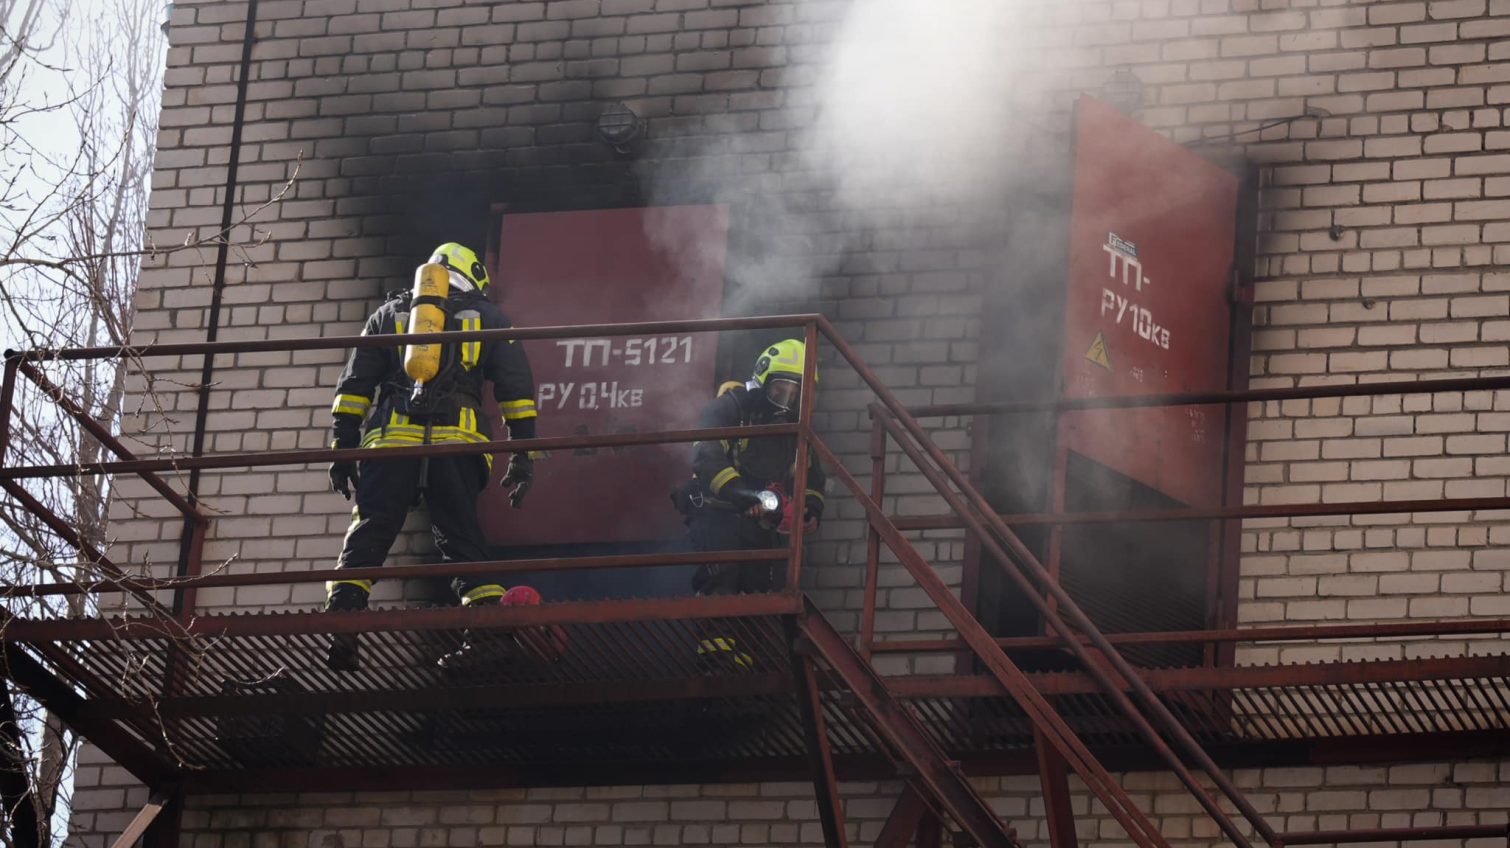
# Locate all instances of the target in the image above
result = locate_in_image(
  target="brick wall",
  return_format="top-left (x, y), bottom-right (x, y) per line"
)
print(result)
top-left (67, 0), bottom-right (1510, 844)
top-left (68, 761), bottom-right (1510, 847)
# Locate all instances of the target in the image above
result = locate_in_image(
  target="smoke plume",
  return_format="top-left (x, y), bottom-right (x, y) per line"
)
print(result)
top-left (639, 0), bottom-right (1056, 313)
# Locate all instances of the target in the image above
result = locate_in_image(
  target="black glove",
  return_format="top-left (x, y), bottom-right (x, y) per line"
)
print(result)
top-left (804, 496), bottom-right (823, 532)
top-left (329, 419), bottom-right (361, 500)
top-left (501, 452), bottom-right (534, 508)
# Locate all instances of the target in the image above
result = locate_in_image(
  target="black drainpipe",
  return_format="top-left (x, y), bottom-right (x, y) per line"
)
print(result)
top-left (172, 0), bottom-right (260, 612)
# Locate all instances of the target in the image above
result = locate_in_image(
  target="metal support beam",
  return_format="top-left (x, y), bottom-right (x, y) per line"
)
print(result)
top-left (916, 814), bottom-right (942, 848)
top-left (799, 607), bottom-right (1017, 848)
top-left (784, 320), bottom-right (819, 591)
top-left (0, 422), bottom-right (799, 481)
top-left (907, 373), bottom-right (1510, 417)
top-left (0, 352), bottom-right (18, 463)
top-left (5, 547), bottom-right (787, 599)
top-left (873, 785), bottom-right (929, 848)
top-left (2, 592), bottom-right (804, 642)
top-left (16, 314), bottom-right (824, 363)
top-left (110, 791), bottom-right (172, 848)
top-left (788, 621), bottom-right (848, 848)
top-left (1036, 731), bottom-right (1079, 848)
top-left (1279, 823), bottom-right (1510, 846)
top-left (1, 645), bottom-right (175, 785)
top-left (89, 673), bottom-right (791, 721)
top-left (882, 653), bottom-right (1510, 697)
top-left (891, 493), bottom-right (1510, 529)
top-left (860, 410), bottom-right (886, 660)
top-left (868, 616), bottom-right (1510, 655)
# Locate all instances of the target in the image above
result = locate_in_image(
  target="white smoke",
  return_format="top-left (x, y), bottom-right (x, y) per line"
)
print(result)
top-left (639, 0), bottom-right (1055, 312)
top-left (807, 0), bottom-right (1036, 213)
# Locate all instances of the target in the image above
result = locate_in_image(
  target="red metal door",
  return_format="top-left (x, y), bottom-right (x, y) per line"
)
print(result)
top-left (1052, 96), bottom-right (1245, 661)
top-left (478, 206), bottom-right (729, 548)
top-left (1058, 96), bottom-right (1240, 507)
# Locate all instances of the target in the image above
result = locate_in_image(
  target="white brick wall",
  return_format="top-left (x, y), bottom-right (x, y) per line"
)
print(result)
top-left (64, 761), bottom-right (1510, 847)
top-left (63, 0), bottom-right (1510, 844)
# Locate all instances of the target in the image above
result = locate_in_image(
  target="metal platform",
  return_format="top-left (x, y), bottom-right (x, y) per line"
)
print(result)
top-left (6, 593), bottom-right (1507, 796)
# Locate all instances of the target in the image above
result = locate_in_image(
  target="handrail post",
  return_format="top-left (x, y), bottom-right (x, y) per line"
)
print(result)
top-left (0, 351), bottom-right (18, 465)
top-left (784, 320), bottom-right (820, 591)
top-left (861, 406), bottom-right (886, 659)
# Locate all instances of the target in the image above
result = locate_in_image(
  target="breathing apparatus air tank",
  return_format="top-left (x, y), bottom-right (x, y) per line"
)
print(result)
top-left (404, 262), bottom-right (449, 405)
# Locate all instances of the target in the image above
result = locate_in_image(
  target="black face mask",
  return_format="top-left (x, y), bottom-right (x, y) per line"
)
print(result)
top-left (752, 386), bottom-right (796, 422)
top-left (765, 378), bottom-right (800, 412)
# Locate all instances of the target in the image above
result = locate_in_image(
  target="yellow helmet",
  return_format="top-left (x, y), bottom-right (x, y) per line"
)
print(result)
top-left (429, 242), bottom-right (490, 292)
top-left (752, 339), bottom-right (815, 411)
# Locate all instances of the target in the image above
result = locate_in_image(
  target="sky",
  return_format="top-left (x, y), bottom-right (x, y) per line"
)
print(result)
top-left (0, 0), bottom-right (168, 351)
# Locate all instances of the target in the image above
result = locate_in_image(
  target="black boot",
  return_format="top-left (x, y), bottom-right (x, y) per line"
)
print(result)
top-left (323, 583), bottom-right (369, 672)
top-left (436, 595), bottom-right (507, 671)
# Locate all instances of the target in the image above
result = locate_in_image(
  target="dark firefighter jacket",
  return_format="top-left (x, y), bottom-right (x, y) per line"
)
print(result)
top-left (331, 289), bottom-right (537, 465)
top-left (691, 384), bottom-right (826, 516)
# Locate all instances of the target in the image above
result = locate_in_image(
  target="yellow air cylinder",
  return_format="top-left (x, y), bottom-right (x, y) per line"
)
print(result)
top-left (404, 262), bottom-right (449, 387)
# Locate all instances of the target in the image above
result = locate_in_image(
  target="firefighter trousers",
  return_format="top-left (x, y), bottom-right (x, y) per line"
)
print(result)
top-left (335, 454), bottom-right (495, 600)
top-left (688, 507), bottom-right (784, 595)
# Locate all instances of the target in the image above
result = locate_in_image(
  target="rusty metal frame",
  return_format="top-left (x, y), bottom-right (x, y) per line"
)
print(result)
top-left (884, 653), bottom-right (1510, 698)
top-left (3, 548), bottom-right (788, 599)
top-left (854, 406), bottom-right (1265, 848)
top-left (787, 618), bottom-right (849, 848)
top-left (3, 314), bottom-right (1510, 848)
top-left (14, 315), bottom-right (820, 363)
top-left (108, 790), bottom-right (172, 848)
top-left (158, 730), bottom-right (1510, 796)
top-left (821, 313), bottom-right (1510, 848)
top-left (859, 410), bottom-right (886, 662)
top-left (1036, 729), bottom-right (1079, 848)
top-left (872, 785), bottom-right (929, 848)
top-left (0, 352), bottom-right (18, 463)
top-left (15, 361), bottom-right (203, 522)
top-left (1277, 824), bottom-right (1510, 846)
top-left (892, 493), bottom-right (1510, 529)
top-left (3, 592), bottom-right (805, 642)
top-left (908, 373), bottom-right (1510, 417)
top-left (784, 321), bottom-right (820, 591)
top-left (0, 422), bottom-right (800, 481)
top-left (799, 604), bottom-right (1020, 848)
top-left (0, 314), bottom-right (823, 621)
top-left (869, 616), bottom-right (1510, 656)
top-left (811, 435), bottom-right (1171, 848)
top-left (1, 645), bottom-right (175, 784)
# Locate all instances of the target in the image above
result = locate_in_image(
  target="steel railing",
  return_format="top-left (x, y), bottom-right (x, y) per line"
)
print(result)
top-left (2, 313), bottom-right (1508, 848)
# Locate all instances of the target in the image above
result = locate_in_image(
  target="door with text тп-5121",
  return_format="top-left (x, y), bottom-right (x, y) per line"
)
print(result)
top-left (477, 206), bottom-right (729, 548)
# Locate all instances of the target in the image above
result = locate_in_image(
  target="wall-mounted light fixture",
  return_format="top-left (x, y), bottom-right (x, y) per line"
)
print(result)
top-left (595, 102), bottom-right (645, 154)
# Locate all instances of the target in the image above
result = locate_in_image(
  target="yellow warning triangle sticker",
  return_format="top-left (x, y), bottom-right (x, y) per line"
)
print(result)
top-left (1084, 332), bottom-right (1111, 370)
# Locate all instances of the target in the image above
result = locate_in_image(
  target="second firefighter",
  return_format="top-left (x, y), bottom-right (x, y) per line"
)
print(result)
top-left (680, 338), bottom-right (827, 598)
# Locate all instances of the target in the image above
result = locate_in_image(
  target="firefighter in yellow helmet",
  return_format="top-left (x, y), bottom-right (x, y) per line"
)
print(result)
top-left (323, 242), bottom-right (540, 672)
top-left (678, 339), bottom-right (826, 667)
